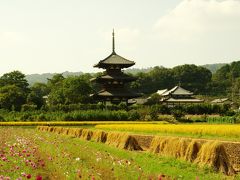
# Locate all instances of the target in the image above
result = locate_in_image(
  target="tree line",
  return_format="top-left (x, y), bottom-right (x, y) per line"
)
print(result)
top-left (0, 61), bottom-right (240, 111)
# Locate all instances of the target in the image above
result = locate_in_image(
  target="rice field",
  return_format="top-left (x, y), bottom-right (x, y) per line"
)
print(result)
top-left (95, 124), bottom-right (240, 140)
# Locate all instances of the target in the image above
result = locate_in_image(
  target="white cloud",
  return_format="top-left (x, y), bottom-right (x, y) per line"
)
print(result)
top-left (154, 0), bottom-right (240, 41)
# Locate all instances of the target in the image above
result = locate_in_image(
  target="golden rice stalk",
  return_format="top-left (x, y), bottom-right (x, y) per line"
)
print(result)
top-left (91, 130), bottom-right (108, 143)
top-left (184, 140), bottom-right (202, 162)
top-left (105, 132), bottom-right (142, 151)
top-left (80, 129), bottom-right (93, 140)
top-left (149, 137), bottom-right (191, 158)
top-left (195, 141), bottom-right (235, 175)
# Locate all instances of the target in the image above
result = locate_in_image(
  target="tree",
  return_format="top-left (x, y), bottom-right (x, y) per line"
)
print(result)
top-left (47, 74), bottom-right (65, 89)
top-left (172, 64), bottom-right (212, 94)
top-left (0, 85), bottom-right (26, 110)
top-left (47, 75), bottom-right (93, 105)
top-left (0, 71), bottom-right (29, 92)
top-left (148, 66), bottom-right (174, 92)
top-left (0, 71), bottom-right (29, 110)
top-left (62, 76), bottom-right (93, 104)
top-left (26, 83), bottom-right (50, 108)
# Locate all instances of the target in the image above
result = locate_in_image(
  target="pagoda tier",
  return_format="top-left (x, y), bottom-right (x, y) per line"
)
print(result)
top-left (90, 71), bottom-right (136, 83)
top-left (91, 30), bottom-right (141, 104)
top-left (93, 52), bottom-right (135, 69)
top-left (91, 88), bottom-right (140, 101)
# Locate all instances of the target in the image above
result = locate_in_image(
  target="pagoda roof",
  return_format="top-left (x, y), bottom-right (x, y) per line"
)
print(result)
top-left (90, 73), bottom-right (136, 82)
top-left (94, 52), bottom-right (135, 69)
top-left (91, 88), bottom-right (140, 98)
top-left (161, 86), bottom-right (193, 96)
top-left (94, 30), bottom-right (135, 69)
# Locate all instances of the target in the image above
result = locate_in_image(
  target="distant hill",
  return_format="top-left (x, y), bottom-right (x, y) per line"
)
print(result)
top-left (201, 63), bottom-right (227, 73)
top-left (26, 68), bottom-right (154, 85)
top-left (26, 71), bottom-right (84, 85)
top-left (25, 64), bottom-right (228, 85)
top-left (124, 67), bottom-right (154, 74)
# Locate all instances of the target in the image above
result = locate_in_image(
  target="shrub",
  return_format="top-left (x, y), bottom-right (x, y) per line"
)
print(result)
top-left (128, 110), bottom-right (140, 120)
top-left (0, 115), bottom-right (5, 122)
top-left (171, 107), bottom-right (185, 120)
top-left (21, 104), bottom-right (37, 112)
top-left (207, 116), bottom-right (236, 124)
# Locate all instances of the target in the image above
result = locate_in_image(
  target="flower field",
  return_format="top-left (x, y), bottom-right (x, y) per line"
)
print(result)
top-left (0, 127), bottom-right (232, 179)
top-left (95, 124), bottom-right (240, 140)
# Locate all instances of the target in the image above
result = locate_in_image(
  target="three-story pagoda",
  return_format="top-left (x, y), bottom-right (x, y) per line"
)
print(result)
top-left (91, 30), bottom-right (140, 104)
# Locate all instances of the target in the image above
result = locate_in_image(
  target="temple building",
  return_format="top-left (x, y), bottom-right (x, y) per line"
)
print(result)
top-left (157, 86), bottom-right (204, 105)
top-left (91, 30), bottom-right (141, 104)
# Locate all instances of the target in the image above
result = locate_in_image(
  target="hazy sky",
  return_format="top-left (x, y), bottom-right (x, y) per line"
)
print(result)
top-left (0, 0), bottom-right (240, 75)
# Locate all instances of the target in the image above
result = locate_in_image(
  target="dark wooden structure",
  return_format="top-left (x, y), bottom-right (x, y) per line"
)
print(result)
top-left (91, 30), bottom-right (140, 104)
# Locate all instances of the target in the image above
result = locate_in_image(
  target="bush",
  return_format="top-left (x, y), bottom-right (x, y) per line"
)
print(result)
top-left (207, 116), bottom-right (236, 124)
top-left (37, 113), bottom-right (48, 121)
top-left (0, 115), bottom-right (5, 122)
top-left (21, 104), bottom-right (37, 112)
top-left (19, 113), bottom-right (34, 121)
top-left (171, 107), bottom-right (185, 120)
top-left (128, 110), bottom-right (140, 120)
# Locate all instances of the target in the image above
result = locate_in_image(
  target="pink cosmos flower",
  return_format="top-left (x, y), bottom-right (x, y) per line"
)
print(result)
top-left (26, 174), bottom-right (31, 179)
top-left (36, 176), bottom-right (42, 180)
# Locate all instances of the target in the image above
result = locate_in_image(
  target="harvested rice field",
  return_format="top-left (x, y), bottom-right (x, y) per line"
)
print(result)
top-left (1, 126), bottom-right (239, 180)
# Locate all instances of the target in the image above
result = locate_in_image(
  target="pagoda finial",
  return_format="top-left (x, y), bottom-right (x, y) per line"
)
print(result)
top-left (112, 29), bottom-right (115, 54)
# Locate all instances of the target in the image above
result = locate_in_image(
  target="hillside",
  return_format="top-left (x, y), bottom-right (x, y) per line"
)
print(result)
top-left (201, 63), bottom-right (227, 73)
top-left (26, 71), bottom-right (84, 85)
top-left (25, 63), bottom-right (227, 85)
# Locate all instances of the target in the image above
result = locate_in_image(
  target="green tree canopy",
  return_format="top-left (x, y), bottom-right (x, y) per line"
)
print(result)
top-left (0, 71), bottom-right (29, 91)
top-left (172, 64), bottom-right (212, 93)
top-left (27, 83), bottom-right (50, 108)
top-left (48, 75), bottom-right (93, 105)
top-left (0, 85), bottom-right (26, 110)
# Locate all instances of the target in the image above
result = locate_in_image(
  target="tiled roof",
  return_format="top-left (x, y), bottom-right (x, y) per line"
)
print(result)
top-left (162, 86), bottom-right (193, 96)
top-left (94, 52), bottom-right (135, 68)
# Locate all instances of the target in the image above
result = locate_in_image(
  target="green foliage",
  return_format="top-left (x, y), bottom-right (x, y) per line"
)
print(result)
top-left (0, 71), bottom-right (29, 111)
top-left (47, 75), bottom-right (93, 105)
top-left (0, 70), bottom-right (29, 91)
top-left (0, 85), bottom-right (26, 111)
top-left (211, 61), bottom-right (240, 96)
top-left (171, 107), bottom-right (186, 120)
top-left (21, 104), bottom-right (38, 112)
top-left (0, 109), bottom-right (140, 122)
top-left (206, 116), bottom-right (236, 124)
top-left (0, 115), bottom-right (5, 122)
top-left (146, 93), bottom-right (161, 105)
top-left (172, 64), bottom-right (212, 94)
top-left (149, 106), bottom-right (159, 120)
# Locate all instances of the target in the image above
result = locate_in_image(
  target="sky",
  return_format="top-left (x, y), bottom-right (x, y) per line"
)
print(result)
top-left (0, 0), bottom-right (240, 75)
